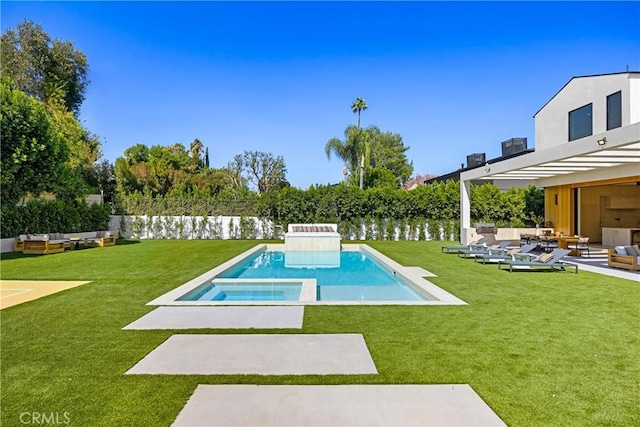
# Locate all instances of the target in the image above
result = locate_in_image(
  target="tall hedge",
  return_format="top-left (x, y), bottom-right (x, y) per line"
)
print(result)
top-left (1, 199), bottom-right (110, 237)
top-left (112, 182), bottom-right (542, 233)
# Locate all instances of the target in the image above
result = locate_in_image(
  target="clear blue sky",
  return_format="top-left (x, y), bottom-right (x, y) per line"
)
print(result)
top-left (3, 1), bottom-right (639, 189)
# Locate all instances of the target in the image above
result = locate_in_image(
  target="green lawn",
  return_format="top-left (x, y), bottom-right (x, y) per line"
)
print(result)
top-left (1, 240), bottom-right (638, 426)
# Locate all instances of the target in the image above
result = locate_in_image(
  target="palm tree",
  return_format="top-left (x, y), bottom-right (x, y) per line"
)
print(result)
top-left (325, 125), bottom-right (371, 189)
top-left (190, 138), bottom-right (204, 162)
top-left (348, 126), bottom-right (371, 189)
top-left (351, 97), bottom-right (368, 128)
top-left (325, 136), bottom-right (353, 183)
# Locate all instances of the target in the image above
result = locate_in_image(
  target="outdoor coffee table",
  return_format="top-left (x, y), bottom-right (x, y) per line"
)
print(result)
top-left (69, 237), bottom-right (83, 250)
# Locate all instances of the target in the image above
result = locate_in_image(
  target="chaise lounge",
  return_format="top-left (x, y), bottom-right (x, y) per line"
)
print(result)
top-left (442, 237), bottom-right (488, 254)
top-left (474, 244), bottom-right (537, 264)
top-left (457, 241), bottom-right (510, 258)
top-left (498, 249), bottom-right (578, 273)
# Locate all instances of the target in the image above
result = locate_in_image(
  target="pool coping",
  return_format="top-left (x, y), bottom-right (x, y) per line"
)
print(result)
top-left (146, 244), bottom-right (467, 306)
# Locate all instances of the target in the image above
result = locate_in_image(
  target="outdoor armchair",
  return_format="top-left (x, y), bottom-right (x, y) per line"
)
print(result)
top-left (85, 231), bottom-right (116, 248)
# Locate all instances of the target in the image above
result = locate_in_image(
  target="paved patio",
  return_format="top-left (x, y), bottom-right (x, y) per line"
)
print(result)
top-left (172, 384), bottom-right (506, 426)
top-left (122, 306), bottom-right (304, 329)
top-left (562, 246), bottom-right (639, 281)
top-left (126, 334), bottom-right (377, 375)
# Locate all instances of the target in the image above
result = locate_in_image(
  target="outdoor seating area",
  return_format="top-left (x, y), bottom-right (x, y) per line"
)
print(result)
top-left (449, 238), bottom-right (579, 273)
top-left (13, 231), bottom-right (115, 255)
top-left (519, 233), bottom-right (590, 256)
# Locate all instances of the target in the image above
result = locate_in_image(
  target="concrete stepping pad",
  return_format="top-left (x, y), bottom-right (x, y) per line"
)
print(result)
top-left (126, 334), bottom-right (377, 375)
top-left (172, 384), bottom-right (506, 426)
top-left (122, 306), bottom-right (304, 330)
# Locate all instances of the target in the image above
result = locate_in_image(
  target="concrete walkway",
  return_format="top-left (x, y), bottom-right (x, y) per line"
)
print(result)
top-left (563, 248), bottom-right (639, 281)
top-left (122, 306), bottom-right (304, 329)
top-left (126, 334), bottom-right (377, 375)
top-left (172, 384), bottom-right (506, 426)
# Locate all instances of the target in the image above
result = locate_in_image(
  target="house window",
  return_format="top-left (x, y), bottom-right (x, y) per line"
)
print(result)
top-left (568, 103), bottom-right (592, 141)
top-left (607, 91), bottom-right (622, 130)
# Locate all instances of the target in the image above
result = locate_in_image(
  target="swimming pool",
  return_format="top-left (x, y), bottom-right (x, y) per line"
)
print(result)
top-left (148, 244), bottom-right (467, 306)
top-left (216, 250), bottom-right (427, 301)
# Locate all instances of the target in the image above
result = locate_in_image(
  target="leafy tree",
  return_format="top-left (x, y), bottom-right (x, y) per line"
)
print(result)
top-left (85, 159), bottom-right (116, 204)
top-left (524, 185), bottom-right (545, 225)
top-left (363, 167), bottom-right (398, 189)
top-left (123, 144), bottom-right (150, 165)
top-left (367, 126), bottom-right (413, 186)
top-left (0, 77), bottom-right (69, 204)
top-left (1, 20), bottom-right (89, 115)
top-left (238, 151), bottom-right (289, 193)
top-left (351, 97), bottom-right (368, 128)
top-left (47, 101), bottom-right (101, 194)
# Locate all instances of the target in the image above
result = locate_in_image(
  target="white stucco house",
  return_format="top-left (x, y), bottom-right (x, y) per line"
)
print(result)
top-left (460, 71), bottom-right (640, 244)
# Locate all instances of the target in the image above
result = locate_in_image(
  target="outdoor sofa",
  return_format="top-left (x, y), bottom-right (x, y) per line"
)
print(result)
top-left (21, 235), bottom-right (66, 255)
top-left (608, 245), bottom-right (640, 271)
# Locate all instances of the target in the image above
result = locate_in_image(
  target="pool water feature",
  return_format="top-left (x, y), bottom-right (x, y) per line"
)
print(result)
top-left (147, 244), bottom-right (467, 306)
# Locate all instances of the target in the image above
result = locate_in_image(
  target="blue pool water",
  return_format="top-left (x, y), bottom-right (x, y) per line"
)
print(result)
top-left (217, 250), bottom-right (428, 301)
top-left (178, 281), bottom-right (301, 302)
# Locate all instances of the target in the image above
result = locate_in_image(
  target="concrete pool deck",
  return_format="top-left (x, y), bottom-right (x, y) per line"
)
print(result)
top-left (147, 244), bottom-right (466, 306)
top-left (172, 384), bottom-right (506, 426)
top-left (126, 334), bottom-right (377, 375)
top-left (122, 306), bottom-right (304, 329)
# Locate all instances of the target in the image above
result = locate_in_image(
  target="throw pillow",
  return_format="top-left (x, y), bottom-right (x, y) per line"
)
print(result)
top-left (536, 253), bottom-right (554, 263)
top-left (624, 246), bottom-right (639, 257)
top-left (614, 246), bottom-right (628, 255)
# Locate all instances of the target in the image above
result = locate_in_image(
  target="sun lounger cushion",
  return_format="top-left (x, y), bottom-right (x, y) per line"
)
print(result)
top-left (534, 253), bottom-right (554, 263)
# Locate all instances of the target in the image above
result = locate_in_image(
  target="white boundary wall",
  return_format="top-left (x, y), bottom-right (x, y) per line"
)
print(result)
top-left (109, 215), bottom-right (276, 240)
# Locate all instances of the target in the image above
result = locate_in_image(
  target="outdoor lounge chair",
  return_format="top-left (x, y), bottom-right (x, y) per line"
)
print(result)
top-left (441, 237), bottom-right (488, 254)
top-left (85, 231), bottom-right (116, 248)
top-left (474, 244), bottom-right (537, 264)
top-left (457, 241), bottom-right (510, 258)
top-left (498, 249), bottom-right (578, 273)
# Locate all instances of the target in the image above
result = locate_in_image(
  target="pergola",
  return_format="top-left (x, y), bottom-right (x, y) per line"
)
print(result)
top-left (459, 123), bottom-right (640, 243)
